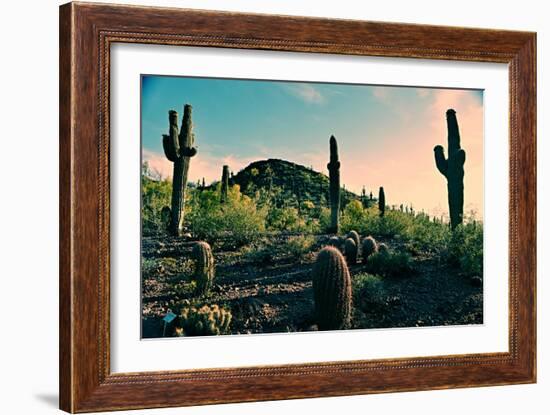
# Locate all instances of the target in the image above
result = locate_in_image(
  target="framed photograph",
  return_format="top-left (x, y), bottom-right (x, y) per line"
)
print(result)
top-left (59, 2), bottom-right (536, 412)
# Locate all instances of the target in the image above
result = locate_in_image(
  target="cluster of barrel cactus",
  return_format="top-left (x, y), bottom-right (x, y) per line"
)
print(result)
top-left (176, 304), bottom-right (232, 336)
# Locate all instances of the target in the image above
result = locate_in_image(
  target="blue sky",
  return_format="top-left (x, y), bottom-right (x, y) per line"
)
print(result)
top-left (142, 75), bottom-right (483, 218)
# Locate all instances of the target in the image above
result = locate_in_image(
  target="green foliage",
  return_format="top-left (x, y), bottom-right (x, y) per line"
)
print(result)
top-left (312, 246), bottom-right (352, 330)
top-left (285, 235), bottom-right (315, 259)
top-left (447, 222), bottom-right (483, 276)
top-left (187, 185), bottom-right (267, 246)
top-left (175, 304), bottom-right (232, 336)
top-left (364, 249), bottom-right (414, 277)
top-left (243, 235), bottom-right (315, 264)
top-left (141, 165), bottom-right (172, 236)
top-left (353, 273), bottom-right (387, 312)
top-left (267, 206), bottom-right (304, 232)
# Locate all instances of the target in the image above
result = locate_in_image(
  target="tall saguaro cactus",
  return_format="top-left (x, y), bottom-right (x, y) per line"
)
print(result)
top-left (327, 135), bottom-right (341, 234)
top-left (162, 105), bottom-right (197, 236)
top-left (220, 165), bottom-right (229, 203)
top-left (434, 109), bottom-right (466, 229)
top-left (378, 186), bottom-right (385, 217)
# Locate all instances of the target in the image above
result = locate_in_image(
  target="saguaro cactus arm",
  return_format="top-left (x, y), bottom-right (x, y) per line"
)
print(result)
top-left (434, 145), bottom-right (448, 176)
top-left (162, 110), bottom-right (180, 162)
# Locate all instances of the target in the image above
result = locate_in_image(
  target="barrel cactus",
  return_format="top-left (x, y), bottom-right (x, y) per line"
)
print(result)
top-left (312, 246), bottom-right (352, 330)
top-left (221, 165), bottom-right (229, 203)
top-left (434, 109), bottom-right (466, 230)
top-left (344, 237), bottom-right (358, 265)
top-left (378, 186), bottom-right (385, 217)
top-left (362, 236), bottom-right (378, 263)
top-left (378, 242), bottom-right (389, 254)
top-left (162, 105), bottom-right (197, 236)
top-left (347, 230), bottom-right (361, 249)
top-left (192, 241), bottom-right (215, 295)
top-left (327, 135), bottom-right (341, 233)
top-left (328, 235), bottom-right (341, 248)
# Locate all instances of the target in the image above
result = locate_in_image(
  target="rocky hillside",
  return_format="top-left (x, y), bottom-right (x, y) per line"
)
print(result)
top-left (221, 158), bottom-right (370, 209)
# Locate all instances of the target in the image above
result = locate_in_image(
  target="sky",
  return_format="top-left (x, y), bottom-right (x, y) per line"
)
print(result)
top-left (142, 75), bottom-right (484, 219)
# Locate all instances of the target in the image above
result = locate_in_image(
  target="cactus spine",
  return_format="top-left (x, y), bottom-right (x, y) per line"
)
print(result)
top-left (344, 237), bottom-right (358, 265)
top-left (162, 105), bottom-right (197, 236)
top-left (312, 246), bottom-right (352, 330)
top-left (192, 241), bottom-right (215, 295)
top-left (327, 135), bottom-right (341, 234)
top-left (434, 109), bottom-right (466, 230)
top-left (220, 165), bottom-right (229, 203)
top-left (378, 186), bottom-right (385, 217)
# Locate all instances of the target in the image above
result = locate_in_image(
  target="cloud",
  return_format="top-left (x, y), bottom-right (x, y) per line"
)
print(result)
top-left (142, 148), bottom-right (258, 185)
top-left (283, 83), bottom-right (326, 104)
top-left (371, 86), bottom-right (389, 102)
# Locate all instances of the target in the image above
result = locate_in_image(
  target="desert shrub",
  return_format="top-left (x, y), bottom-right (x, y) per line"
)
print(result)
top-left (318, 207), bottom-right (333, 233)
top-left (353, 273), bottom-right (386, 312)
top-left (141, 164), bottom-right (172, 235)
top-left (340, 200), bottom-right (366, 233)
top-left (187, 186), bottom-right (267, 246)
top-left (242, 243), bottom-right (276, 265)
top-left (364, 250), bottom-right (414, 277)
top-left (285, 235), bottom-right (315, 259)
top-left (267, 206), bottom-right (306, 232)
top-left (407, 215), bottom-right (451, 254)
top-left (447, 222), bottom-right (483, 276)
top-left (175, 304), bottom-right (232, 336)
top-left (243, 235), bottom-right (315, 264)
top-left (371, 210), bottom-right (411, 238)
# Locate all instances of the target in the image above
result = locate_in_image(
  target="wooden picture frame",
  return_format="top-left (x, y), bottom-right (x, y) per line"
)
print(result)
top-left (59, 2), bottom-right (536, 412)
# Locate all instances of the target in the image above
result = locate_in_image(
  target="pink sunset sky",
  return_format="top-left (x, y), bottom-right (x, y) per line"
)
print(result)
top-left (142, 77), bottom-right (483, 220)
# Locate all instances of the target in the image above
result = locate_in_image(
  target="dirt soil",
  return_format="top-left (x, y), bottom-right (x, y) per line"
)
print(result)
top-left (141, 235), bottom-right (482, 338)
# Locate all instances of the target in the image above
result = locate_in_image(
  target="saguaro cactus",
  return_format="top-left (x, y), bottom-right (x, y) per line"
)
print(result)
top-left (312, 246), bottom-right (352, 330)
top-left (434, 109), bottom-right (466, 229)
top-left (220, 165), bottom-right (229, 203)
top-left (192, 241), bottom-right (215, 295)
top-left (327, 135), bottom-right (341, 233)
top-left (162, 105), bottom-right (197, 236)
top-left (378, 186), bottom-right (386, 217)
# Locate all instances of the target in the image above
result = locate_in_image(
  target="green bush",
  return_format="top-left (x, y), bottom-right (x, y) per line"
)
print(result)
top-left (353, 273), bottom-right (387, 312)
top-left (242, 243), bottom-right (276, 265)
top-left (364, 250), bottom-right (414, 277)
top-left (187, 185), bottom-right (267, 246)
top-left (447, 222), bottom-right (483, 276)
top-left (285, 235), bottom-right (315, 259)
top-left (141, 163), bottom-right (172, 235)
